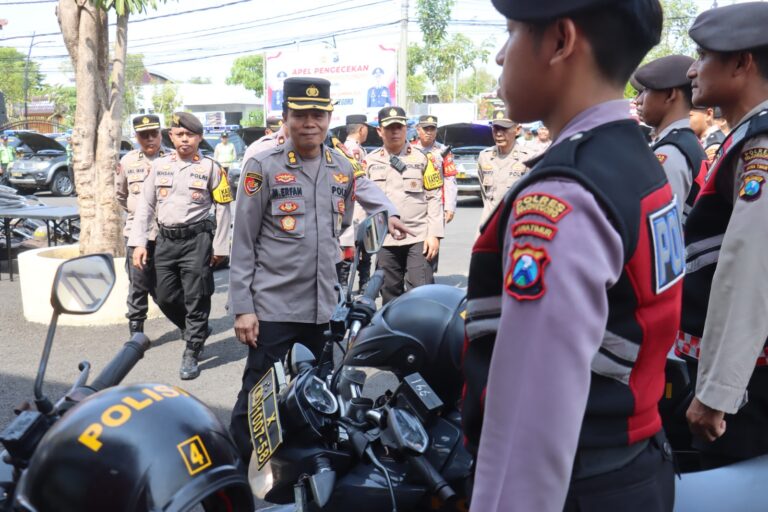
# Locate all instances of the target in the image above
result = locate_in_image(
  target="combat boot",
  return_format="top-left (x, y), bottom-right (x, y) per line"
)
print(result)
top-left (129, 320), bottom-right (144, 335)
top-left (180, 343), bottom-right (203, 380)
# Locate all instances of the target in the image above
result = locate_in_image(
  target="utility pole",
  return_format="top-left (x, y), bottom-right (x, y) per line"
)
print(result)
top-left (23, 32), bottom-right (35, 129)
top-left (397, 0), bottom-right (408, 109)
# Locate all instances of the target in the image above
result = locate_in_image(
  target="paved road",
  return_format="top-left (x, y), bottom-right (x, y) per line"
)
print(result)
top-left (0, 192), bottom-right (483, 432)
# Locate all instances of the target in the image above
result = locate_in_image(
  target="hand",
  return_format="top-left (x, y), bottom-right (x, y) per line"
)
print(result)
top-left (388, 216), bottom-right (414, 241)
top-left (444, 210), bottom-right (455, 223)
top-left (687, 397), bottom-right (727, 442)
top-left (423, 236), bottom-right (440, 262)
top-left (132, 247), bottom-right (148, 270)
top-left (210, 254), bottom-right (225, 267)
top-left (234, 313), bottom-right (259, 348)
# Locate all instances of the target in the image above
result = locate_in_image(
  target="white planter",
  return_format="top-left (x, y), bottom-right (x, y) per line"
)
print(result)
top-left (18, 244), bottom-right (163, 326)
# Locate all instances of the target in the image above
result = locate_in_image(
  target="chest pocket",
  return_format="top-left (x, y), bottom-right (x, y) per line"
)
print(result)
top-left (189, 179), bottom-right (209, 204)
top-left (368, 164), bottom-right (388, 182)
top-left (127, 168), bottom-right (147, 195)
top-left (271, 198), bottom-right (305, 238)
top-left (402, 168), bottom-right (424, 195)
top-left (156, 173), bottom-right (174, 202)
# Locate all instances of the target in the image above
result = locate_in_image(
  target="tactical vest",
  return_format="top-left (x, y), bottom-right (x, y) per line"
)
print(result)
top-left (652, 127), bottom-right (708, 217)
top-left (677, 109), bottom-right (768, 363)
top-left (462, 120), bottom-right (683, 455)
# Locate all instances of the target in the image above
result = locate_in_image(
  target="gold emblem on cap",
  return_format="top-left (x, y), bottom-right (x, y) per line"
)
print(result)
top-left (389, 108), bottom-right (398, 117)
top-left (427, 116), bottom-right (434, 123)
top-left (495, 111), bottom-right (504, 119)
top-left (306, 85), bottom-right (320, 97)
top-left (142, 116), bottom-right (150, 124)
top-left (172, 114), bottom-right (180, 124)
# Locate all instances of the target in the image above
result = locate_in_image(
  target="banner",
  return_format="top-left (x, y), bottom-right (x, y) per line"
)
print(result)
top-left (265, 44), bottom-right (398, 126)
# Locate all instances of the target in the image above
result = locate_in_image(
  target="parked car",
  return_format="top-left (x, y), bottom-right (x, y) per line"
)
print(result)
top-left (436, 122), bottom-right (493, 200)
top-left (8, 132), bottom-right (73, 196)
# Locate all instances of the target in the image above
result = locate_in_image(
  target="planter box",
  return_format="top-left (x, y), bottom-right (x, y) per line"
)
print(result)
top-left (18, 244), bottom-right (163, 326)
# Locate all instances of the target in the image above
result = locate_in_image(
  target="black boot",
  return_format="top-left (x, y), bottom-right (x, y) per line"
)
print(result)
top-left (180, 343), bottom-right (203, 380)
top-left (129, 320), bottom-right (144, 335)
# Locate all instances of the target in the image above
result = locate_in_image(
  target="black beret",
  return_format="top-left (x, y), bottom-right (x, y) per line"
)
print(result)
top-left (346, 114), bottom-right (368, 125)
top-left (629, 74), bottom-right (644, 92)
top-left (133, 114), bottom-right (161, 132)
top-left (284, 77), bottom-right (333, 112)
top-left (690, 2), bottom-right (768, 52)
top-left (170, 112), bottom-right (203, 135)
top-left (378, 106), bottom-right (407, 127)
top-left (418, 115), bottom-right (438, 127)
top-left (633, 55), bottom-right (694, 90)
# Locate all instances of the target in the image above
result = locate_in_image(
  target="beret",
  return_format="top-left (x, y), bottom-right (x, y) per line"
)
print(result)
top-left (633, 55), bottom-right (694, 90)
top-left (690, 2), bottom-right (768, 52)
top-left (170, 112), bottom-right (203, 135)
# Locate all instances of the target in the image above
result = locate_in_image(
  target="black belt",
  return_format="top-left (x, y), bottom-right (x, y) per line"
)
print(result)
top-left (158, 219), bottom-right (214, 240)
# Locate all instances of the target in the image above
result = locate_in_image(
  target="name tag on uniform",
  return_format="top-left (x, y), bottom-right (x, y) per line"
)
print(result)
top-left (649, 197), bottom-right (684, 294)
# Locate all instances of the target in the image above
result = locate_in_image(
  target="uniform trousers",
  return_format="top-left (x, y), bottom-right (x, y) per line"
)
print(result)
top-left (229, 321), bottom-right (328, 468)
top-left (154, 230), bottom-right (214, 345)
top-left (377, 243), bottom-right (434, 304)
top-left (125, 240), bottom-right (157, 322)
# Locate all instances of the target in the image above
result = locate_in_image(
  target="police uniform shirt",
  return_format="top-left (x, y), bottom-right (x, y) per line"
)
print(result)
top-left (477, 143), bottom-right (536, 220)
top-left (242, 125), bottom-right (288, 164)
top-left (343, 137), bottom-right (367, 163)
top-left (363, 143), bottom-right (444, 246)
top-left (653, 118), bottom-right (694, 214)
top-left (338, 137), bottom-right (368, 247)
top-left (413, 140), bottom-right (459, 214)
top-left (696, 98), bottom-right (768, 413)
top-left (127, 150), bottom-right (232, 256)
top-left (117, 148), bottom-right (165, 239)
top-left (229, 140), bottom-right (391, 324)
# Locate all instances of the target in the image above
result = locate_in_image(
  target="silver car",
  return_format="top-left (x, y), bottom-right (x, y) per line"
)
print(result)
top-left (8, 132), bottom-right (72, 196)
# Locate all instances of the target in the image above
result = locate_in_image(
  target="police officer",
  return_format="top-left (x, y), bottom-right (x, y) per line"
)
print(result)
top-left (679, 2), bottom-right (768, 469)
top-left (463, 1), bottom-right (676, 510)
top-left (242, 118), bottom-right (288, 164)
top-left (413, 114), bottom-right (459, 223)
top-left (476, 111), bottom-right (536, 226)
top-left (117, 115), bottom-right (185, 336)
top-left (129, 112), bottom-right (233, 380)
top-left (689, 106), bottom-right (725, 163)
top-left (365, 106), bottom-right (444, 304)
top-left (634, 55), bottom-right (707, 219)
top-left (264, 116), bottom-right (283, 136)
top-left (0, 135), bottom-right (14, 185)
top-left (213, 132), bottom-right (236, 173)
top-left (367, 67), bottom-right (391, 108)
top-left (228, 78), bottom-right (409, 467)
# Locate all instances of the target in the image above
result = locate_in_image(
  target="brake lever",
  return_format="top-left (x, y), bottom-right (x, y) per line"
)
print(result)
top-left (54, 360), bottom-right (92, 414)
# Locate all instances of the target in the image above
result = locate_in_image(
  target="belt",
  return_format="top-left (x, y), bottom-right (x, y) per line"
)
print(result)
top-left (158, 219), bottom-right (214, 240)
top-left (675, 331), bottom-right (768, 366)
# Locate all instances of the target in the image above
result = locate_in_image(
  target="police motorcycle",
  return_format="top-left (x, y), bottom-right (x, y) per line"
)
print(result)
top-left (249, 211), bottom-right (471, 511)
top-left (0, 254), bottom-right (253, 512)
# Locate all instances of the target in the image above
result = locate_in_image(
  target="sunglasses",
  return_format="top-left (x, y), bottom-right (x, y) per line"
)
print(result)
top-left (137, 130), bottom-right (160, 139)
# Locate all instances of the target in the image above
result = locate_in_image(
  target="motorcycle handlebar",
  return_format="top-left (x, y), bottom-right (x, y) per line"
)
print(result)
top-left (363, 270), bottom-right (384, 302)
top-left (89, 333), bottom-right (151, 392)
top-left (406, 454), bottom-right (456, 503)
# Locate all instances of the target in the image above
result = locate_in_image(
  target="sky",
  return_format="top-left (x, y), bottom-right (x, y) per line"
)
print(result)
top-left (0, 0), bottom-right (759, 87)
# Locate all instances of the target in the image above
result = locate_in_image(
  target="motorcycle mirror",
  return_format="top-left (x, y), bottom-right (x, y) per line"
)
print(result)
top-left (356, 210), bottom-right (389, 255)
top-left (51, 254), bottom-right (116, 315)
top-left (290, 343), bottom-right (316, 376)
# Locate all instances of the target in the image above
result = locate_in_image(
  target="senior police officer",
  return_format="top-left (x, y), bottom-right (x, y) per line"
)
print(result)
top-left (117, 114), bottom-right (185, 335)
top-left (228, 78), bottom-right (409, 468)
top-left (679, 2), bottom-right (768, 468)
top-left (463, 0), bottom-right (676, 510)
top-left (364, 107), bottom-right (444, 304)
top-left (634, 55), bottom-right (707, 220)
top-left (413, 115), bottom-right (459, 224)
top-left (264, 116), bottom-right (283, 136)
top-left (476, 111), bottom-right (536, 226)
top-left (129, 112), bottom-right (233, 380)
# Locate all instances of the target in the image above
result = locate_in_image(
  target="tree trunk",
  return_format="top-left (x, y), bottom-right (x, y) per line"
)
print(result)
top-left (57, 0), bottom-right (124, 256)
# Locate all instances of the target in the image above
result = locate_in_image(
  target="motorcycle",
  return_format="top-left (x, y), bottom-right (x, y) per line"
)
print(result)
top-left (250, 211), bottom-right (472, 512)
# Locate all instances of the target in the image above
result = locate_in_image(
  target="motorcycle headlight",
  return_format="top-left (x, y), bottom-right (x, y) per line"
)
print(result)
top-left (303, 376), bottom-right (338, 415)
top-left (249, 463), bottom-right (274, 500)
top-left (388, 408), bottom-right (429, 454)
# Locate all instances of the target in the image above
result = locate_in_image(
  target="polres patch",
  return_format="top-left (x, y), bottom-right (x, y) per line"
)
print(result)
top-left (739, 173), bottom-right (765, 201)
top-left (504, 243), bottom-right (550, 301)
top-left (649, 197), bottom-right (684, 294)
top-left (511, 220), bottom-right (558, 241)
top-left (513, 193), bottom-right (572, 223)
top-left (656, 153), bottom-right (668, 164)
top-left (243, 171), bottom-right (263, 196)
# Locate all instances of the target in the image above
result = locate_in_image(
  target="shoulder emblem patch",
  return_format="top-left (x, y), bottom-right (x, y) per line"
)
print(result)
top-left (739, 173), bottom-right (765, 202)
top-left (511, 220), bottom-right (558, 241)
top-left (513, 193), bottom-right (572, 223)
top-left (656, 153), bottom-right (668, 164)
top-left (742, 147), bottom-right (768, 162)
top-left (275, 172), bottom-right (296, 184)
top-left (333, 172), bottom-right (350, 184)
top-left (243, 171), bottom-right (263, 196)
top-left (505, 243), bottom-right (550, 301)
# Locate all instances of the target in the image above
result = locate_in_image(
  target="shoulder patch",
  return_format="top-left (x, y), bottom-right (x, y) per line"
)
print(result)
top-left (505, 243), bottom-right (550, 301)
top-left (243, 171), bottom-right (263, 196)
top-left (511, 220), bottom-right (558, 241)
top-left (739, 173), bottom-right (765, 202)
top-left (742, 147), bottom-right (768, 162)
top-left (656, 153), bottom-right (668, 164)
top-left (513, 193), bottom-right (572, 223)
top-left (649, 198), bottom-right (684, 294)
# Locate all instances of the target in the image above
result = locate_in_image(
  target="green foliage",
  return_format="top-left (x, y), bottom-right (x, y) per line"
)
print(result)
top-left (456, 68), bottom-right (497, 101)
top-left (151, 83), bottom-right (180, 125)
top-left (241, 109), bottom-right (264, 128)
top-left (226, 54), bottom-right (264, 97)
top-left (188, 76), bottom-right (212, 84)
top-left (646, 0), bottom-right (698, 60)
top-left (93, 0), bottom-right (165, 15)
top-left (415, 0), bottom-right (455, 48)
top-left (407, 73), bottom-right (428, 104)
top-left (40, 84), bottom-right (77, 125)
top-left (0, 47), bottom-right (44, 113)
top-left (123, 53), bottom-right (147, 119)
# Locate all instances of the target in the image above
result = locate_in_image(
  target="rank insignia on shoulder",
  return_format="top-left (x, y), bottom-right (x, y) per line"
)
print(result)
top-left (325, 149), bottom-right (333, 164)
top-left (275, 172), bottom-right (296, 184)
top-left (287, 151), bottom-right (297, 165)
top-left (505, 243), bottom-right (550, 301)
top-left (333, 173), bottom-right (350, 184)
top-left (514, 193), bottom-right (572, 223)
top-left (278, 136), bottom-right (285, 145)
top-left (512, 221), bottom-right (558, 241)
top-left (739, 173), bottom-right (765, 201)
top-left (243, 171), bottom-right (263, 196)
top-left (280, 215), bottom-right (296, 231)
top-left (656, 153), bottom-right (668, 164)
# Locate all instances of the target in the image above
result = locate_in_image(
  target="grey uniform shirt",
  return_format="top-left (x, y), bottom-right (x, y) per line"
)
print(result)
top-left (127, 150), bottom-right (232, 256)
top-left (413, 140), bottom-right (459, 213)
top-left (653, 118), bottom-right (693, 214)
top-left (343, 137), bottom-right (367, 162)
top-left (477, 143), bottom-right (537, 224)
top-left (229, 140), bottom-right (394, 323)
top-left (364, 143), bottom-right (444, 247)
top-left (116, 148), bottom-right (165, 239)
top-left (243, 125), bottom-right (287, 164)
top-left (696, 99), bottom-right (768, 414)
top-left (339, 137), bottom-right (369, 247)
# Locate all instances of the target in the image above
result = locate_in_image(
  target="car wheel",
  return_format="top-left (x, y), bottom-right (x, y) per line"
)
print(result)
top-left (51, 170), bottom-right (74, 197)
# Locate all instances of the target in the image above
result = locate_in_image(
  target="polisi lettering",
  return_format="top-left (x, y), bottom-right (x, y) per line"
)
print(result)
top-left (650, 199), bottom-right (685, 293)
top-left (78, 384), bottom-right (189, 452)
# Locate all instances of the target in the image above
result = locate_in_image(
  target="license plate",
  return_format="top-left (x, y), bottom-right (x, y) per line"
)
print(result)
top-left (11, 172), bottom-right (22, 178)
top-left (248, 366), bottom-right (283, 470)
top-left (457, 172), bottom-right (467, 179)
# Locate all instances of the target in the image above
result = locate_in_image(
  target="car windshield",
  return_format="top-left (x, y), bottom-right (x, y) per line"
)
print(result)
top-left (204, 133), bottom-right (245, 158)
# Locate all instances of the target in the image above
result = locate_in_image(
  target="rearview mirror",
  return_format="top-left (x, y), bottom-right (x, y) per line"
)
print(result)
top-left (51, 254), bottom-right (115, 315)
top-left (356, 210), bottom-right (388, 255)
